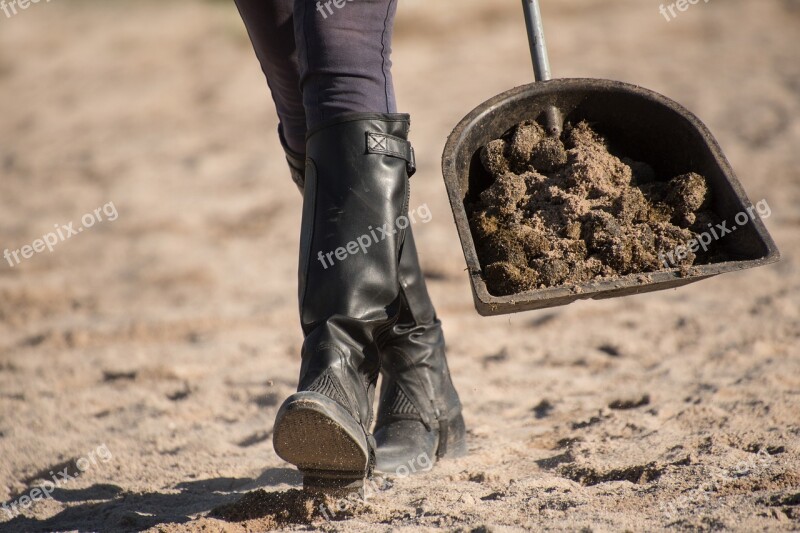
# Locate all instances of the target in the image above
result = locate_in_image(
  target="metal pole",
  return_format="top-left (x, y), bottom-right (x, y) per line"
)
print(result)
top-left (522, 0), bottom-right (551, 82)
top-left (521, 0), bottom-right (562, 136)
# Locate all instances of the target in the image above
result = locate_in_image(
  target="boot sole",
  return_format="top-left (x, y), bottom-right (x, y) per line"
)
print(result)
top-left (273, 391), bottom-right (370, 490)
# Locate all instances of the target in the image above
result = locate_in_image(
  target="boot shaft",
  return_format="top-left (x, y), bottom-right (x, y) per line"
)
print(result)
top-left (299, 113), bottom-right (415, 332)
top-left (297, 113), bottom-right (416, 429)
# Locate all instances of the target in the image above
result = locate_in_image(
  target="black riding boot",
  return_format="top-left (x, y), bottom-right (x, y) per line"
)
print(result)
top-left (278, 122), bottom-right (466, 478)
top-left (272, 113), bottom-right (415, 491)
top-left (278, 124), bottom-right (305, 194)
top-left (373, 232), bottom-right (466, 474)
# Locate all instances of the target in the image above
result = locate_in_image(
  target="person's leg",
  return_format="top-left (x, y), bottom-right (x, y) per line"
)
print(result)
top-left (293, 0), bottom-right (398, 128)
top-left (234, 0), bottom-right (464, 487)
top-left (233, 0), bottom-right (306, 156)
top-left (266, 0), bottom-right (415, 491)
top-left (292, 0), bottom-right (465, 477)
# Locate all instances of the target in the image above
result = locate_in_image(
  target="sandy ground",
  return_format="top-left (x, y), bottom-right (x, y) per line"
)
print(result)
top-left (0, 0), bottom-right (798, 531)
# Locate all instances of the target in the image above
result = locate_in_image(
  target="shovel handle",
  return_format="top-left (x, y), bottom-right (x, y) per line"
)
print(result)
top-left (521, 0), bottom-right (562, 136)
top-left (522, 0), bottom-right (551, 82)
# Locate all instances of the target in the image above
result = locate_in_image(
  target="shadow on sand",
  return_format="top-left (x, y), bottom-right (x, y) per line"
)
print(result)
top-left (0, 468), bottom-right (302, 532)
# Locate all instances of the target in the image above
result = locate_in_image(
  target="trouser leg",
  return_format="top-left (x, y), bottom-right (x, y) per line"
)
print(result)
top-left (293, 0), bottom-right (399, 128)
top-left (233, 0), bottom-right (306, 154)
top-left (235, 0), bottom-right (400, 148)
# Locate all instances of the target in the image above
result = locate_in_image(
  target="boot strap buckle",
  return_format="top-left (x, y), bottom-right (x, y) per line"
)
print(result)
top-left (366, 132), bottom-right (417, 177)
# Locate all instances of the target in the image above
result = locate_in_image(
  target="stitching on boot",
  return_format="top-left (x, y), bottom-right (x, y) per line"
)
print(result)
top-left (305, 369), bottom-right (348, 410)
top-left (366, 132), bottom-right (412, 162)
top-left (313, 343), bottom-right (369, 427)
top-left (298, 160), bottom-right (318, 314)
top-left (388, 383), bottom-right (419, 416)
top-left (398, 349), bottom-right (435, 421)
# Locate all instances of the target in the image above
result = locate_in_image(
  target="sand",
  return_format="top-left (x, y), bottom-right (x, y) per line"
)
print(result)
top-left (0, 0), bottom-right (798, 531)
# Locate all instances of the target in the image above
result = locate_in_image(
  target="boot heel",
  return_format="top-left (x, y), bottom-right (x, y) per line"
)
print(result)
top-left (439, 413), bottom-right (468, 459)
top-left (302, 470), bottom-right (365, 495)
top-left (273, 392), bottom-right (371, 481)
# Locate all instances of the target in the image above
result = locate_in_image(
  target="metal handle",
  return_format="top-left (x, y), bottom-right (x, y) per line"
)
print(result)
top-left (522, 0), bottom-right (552, 82)
top-left (521, 0), bottom-right (562, 136)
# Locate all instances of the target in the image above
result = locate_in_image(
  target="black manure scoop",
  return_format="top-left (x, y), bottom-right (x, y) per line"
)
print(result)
top-left (441, 0), bottom-right (780, 316)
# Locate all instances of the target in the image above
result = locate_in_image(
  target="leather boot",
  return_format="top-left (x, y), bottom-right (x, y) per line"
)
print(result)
top-left (277, 121), bottom-right (466, 478)
top-left (278, 124), bottom-right (305, 193)
top-left (373, 232), bottom-right (466, 474)
top-left (272, 113), bottom-right (415, 491)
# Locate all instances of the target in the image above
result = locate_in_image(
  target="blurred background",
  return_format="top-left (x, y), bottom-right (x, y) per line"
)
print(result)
top-left (1, 0), bottom-right (798, 531)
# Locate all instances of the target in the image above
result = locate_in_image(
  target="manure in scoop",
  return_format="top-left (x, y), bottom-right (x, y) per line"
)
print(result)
top-left (469, 120), bottom-right (723, 296)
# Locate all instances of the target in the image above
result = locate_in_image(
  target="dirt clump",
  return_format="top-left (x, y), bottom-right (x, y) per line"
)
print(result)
top-left (469, 120), bottom-right (719, 295)
top-left (211, 488), bottom-right (360, 526)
